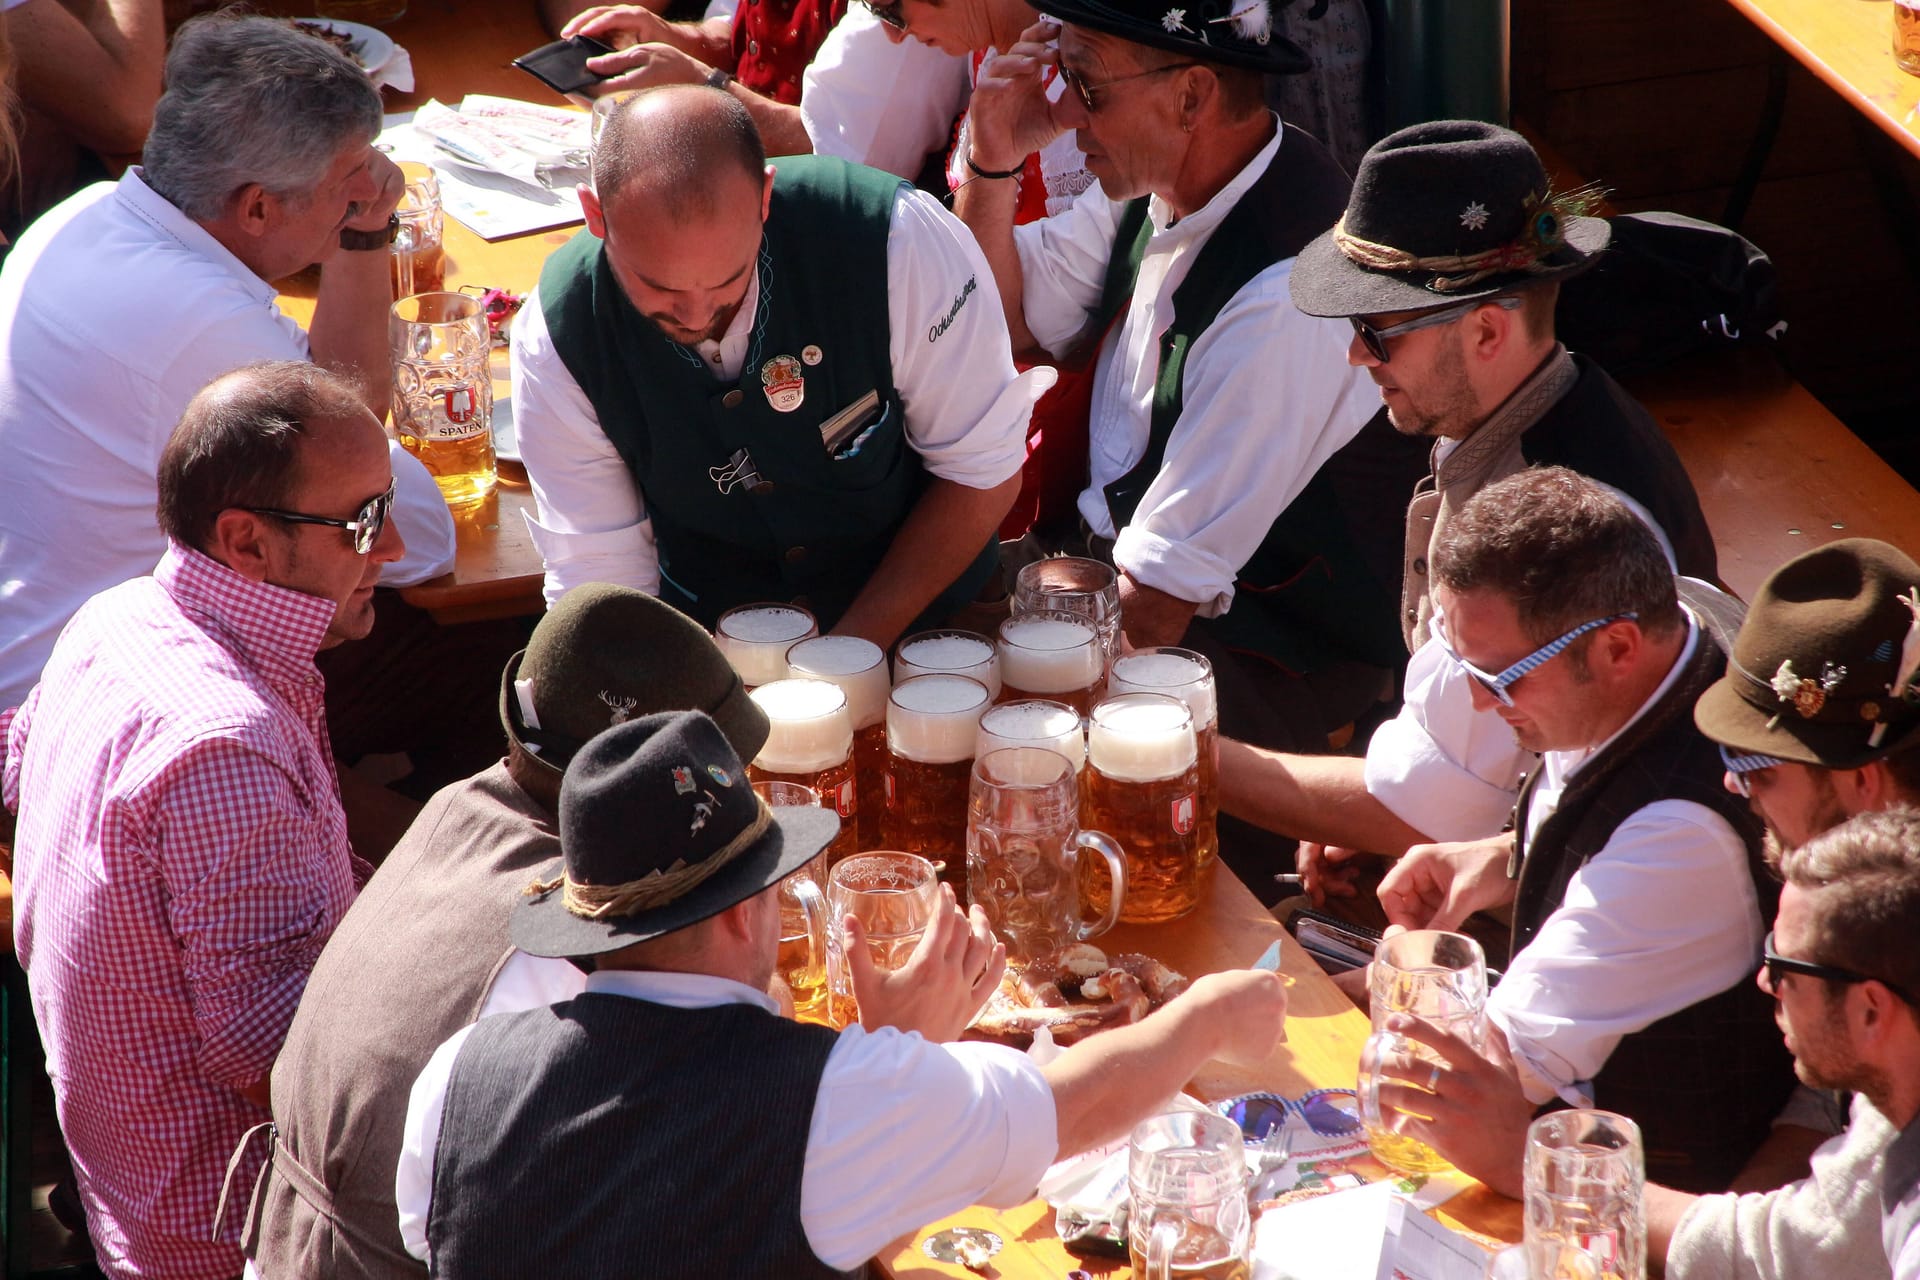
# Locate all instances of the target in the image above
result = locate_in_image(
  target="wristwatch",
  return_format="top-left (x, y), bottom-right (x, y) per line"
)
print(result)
top-left (705, 66), bottom-right (734, 91)
top-left (339, 212), bottom-right (400, 252)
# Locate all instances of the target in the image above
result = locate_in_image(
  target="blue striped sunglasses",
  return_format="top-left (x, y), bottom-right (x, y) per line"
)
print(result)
top-left (1432, 609), bottom-right (1638, 707)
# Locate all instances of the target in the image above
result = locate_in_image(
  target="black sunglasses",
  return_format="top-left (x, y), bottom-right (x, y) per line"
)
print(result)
top-left (242, 480), bottom-right (396, 555)
top-left (1762, 930), bottom-right (1917, 1005)
top-left (856, 0), bottom-right (906, 31)
top-left (1350, 294), bottom-right (1522, 364)
top-left (1057, 61), bottom-right (1199, 114)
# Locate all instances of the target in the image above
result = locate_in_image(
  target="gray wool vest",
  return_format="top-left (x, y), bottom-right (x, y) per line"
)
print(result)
top-left (427, 994), bottom-right (855, 1280)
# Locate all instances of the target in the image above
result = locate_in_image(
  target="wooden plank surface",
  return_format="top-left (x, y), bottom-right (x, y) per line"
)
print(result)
top-left (1721, 0), bottom-right (1920, 159)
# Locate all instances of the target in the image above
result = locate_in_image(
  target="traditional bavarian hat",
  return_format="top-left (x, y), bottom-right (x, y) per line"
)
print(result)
top-left (1041, 0), bottom-right (1312, 75)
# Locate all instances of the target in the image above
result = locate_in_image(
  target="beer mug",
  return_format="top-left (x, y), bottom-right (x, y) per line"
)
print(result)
top-left (997, 611), bottom-right (1104, 716)
top-left (975, 700), bottom-right (1085, 775)
top-left (1128, 1111), bottom-right (1252, 1280)
top-left (390, 161), bottom-right (445, 300)
top-left (390, 292), bottom-right (496, 508)
top-left (894, 628), bottom-right (1001, 700)
top-left (966, 748), bottom-right (1125, 969)
top-left (1085, 693), bottom-right (1201, 924)
top-left (715, 603), bottom-right (817, 690)
top-left (1356, 930), bottom-right (1488, 1175)
top-left (753, 780), bottom-right (826, 883)
top-left (1013, 556), bottom-right (1122, 670)
top-left (1109, 648), bottom-right (1218, 870)
top-left (786, 635), bottom-right (889, 852)
top-left (748, 679), bottom-right (857, 866)
top-left (1520, 1111), bottom-right (1647, 1280)
top-left (824, 851), bottom-right (941, 1029)
top-left (881, 674), bottom-right (990, 886)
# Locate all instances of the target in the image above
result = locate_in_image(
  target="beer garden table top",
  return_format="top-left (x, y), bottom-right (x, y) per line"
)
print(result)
top-left (1718, 0), bottom-right (1920, 161)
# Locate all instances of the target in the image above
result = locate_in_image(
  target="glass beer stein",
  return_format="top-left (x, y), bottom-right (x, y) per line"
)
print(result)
top-left (975, 700), bottom-right (1086, 776)
top-left (881, 674), bottom-right (990, 886)
top-left (714, 603), bottom-right (816, 690)
top-left (824, 851), bottom-right (941, 1029)
top-left (785, 635), bottom-right (889, 852)
top-left (1013, 556), bottom-right (1122, 670)
top-left (966, 747), bottom-right (1124, 969)
top-left (1521, 1110), bottom-right (1647, 1280)
top-left (1128, 1111), bottom-right (1252, 1280)
top-left (1085, 693), bottom-right (1201, 923)
top-left (390, 291), bottom-right (495, 508)
top-left (1357, 930), bottom-right (1489, 1175)
top-left (894, 628), bottom-right (1001, 700)
top-left (390, 161), bottom-right (445, 300)
top-left (1109, 648), bottom-right (1219, 871)
top-left (748, 679), bottom-right (857, 866)
top-left (996, 611), bottom-right (1104, 717)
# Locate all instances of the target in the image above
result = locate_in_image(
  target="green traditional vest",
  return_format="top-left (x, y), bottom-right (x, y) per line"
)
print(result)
top-left (540, 155), bottom-right (995, 630)
top-left (1095, 129), bottom-right (1414, 674)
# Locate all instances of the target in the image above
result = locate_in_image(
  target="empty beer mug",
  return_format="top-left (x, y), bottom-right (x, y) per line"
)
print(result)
top-left (390, 291), bottom-right (495, 508)
top-left (1109, 648), bottom-right (1219, 870)
top-left (975, 700), bottom-right (1086, 775)
top-left (786, 635), bottom-right (889, 852)
top-left (715, 603), bottom-right (817, 689)
top-left (1085, 693), bottom-right (1200, 923)
top-left (881, 674), bottom-right (990, 885)
top-left (824, 851), bottom-right (941, 1029)
top-left (748, 679), bottom-right (857, 866)
top-left (966, 747), bottom-right (1124, 969)
top-left (894, 628), bottom-right (1001, 700)
top-left (1522, 1110), bottom-right (1647, 1280)
top-left (1128, 1111), bottom-right (1252, 1280)
top-left (1013, 556), bottom-right (1122, 670)
top-left (997, 611), bottom-right (1104, 717)
top-left (1357, 930), bottom-right (1488, 1175)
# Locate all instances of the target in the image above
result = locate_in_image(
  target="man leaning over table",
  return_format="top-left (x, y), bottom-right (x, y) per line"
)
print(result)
top-left (1, 362), bottom-right (402, 1280)
top-left (396, 708), bottom-right (1289, 1277)
top-left (1342, 468), bottom-right (1793, 1193)
top-left (512, 83), bottom-right (1047, 646)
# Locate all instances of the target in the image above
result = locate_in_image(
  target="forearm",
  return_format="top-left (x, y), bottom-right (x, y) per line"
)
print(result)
top-left (1645, 1183), bottom-right (1699, 1279)
top-left (309, 247), bottom-right (396, 420)
top-left (951, 164), bottom-right (1035, 353)
top-left (1042, 998), bottom-right (1226, 1158)
top-left (1116, 571), bottom-right (1198, 650)
top-left (735, 89), bottom-right (811, 157)
top-left (834, 473), bottom-right (1019, 649)
top-left (10, 0), bottom-right (165, 154)
top-left (1218, 738), bottom-right (1431, 854)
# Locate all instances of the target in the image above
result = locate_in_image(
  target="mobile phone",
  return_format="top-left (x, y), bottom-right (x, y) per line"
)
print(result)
top-left (512, 35), bottom-right (617, 97)
top-left (1287, 907), bottom-right (1382, 973)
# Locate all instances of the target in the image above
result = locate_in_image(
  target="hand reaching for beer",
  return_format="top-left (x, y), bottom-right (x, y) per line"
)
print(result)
top-left (1376, 834), bottom-right (1518, 932)
top-left (964, 19), bottom-right (1073, 175)
top-left (845, 884), bottom-right (1006, 1041)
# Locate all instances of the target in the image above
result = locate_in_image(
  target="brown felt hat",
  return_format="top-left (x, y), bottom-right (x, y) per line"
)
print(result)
top-left (499, 584), bottom-right (769, 786)
top-left (1695, 539), bottom-right (1920, 769)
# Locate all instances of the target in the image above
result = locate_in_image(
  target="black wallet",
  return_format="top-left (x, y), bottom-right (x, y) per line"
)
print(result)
top-left (512, 35), bottom-right (617, 96)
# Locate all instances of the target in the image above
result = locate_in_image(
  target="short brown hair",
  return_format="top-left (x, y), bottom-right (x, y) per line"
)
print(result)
top-left (1433, 466), bottom-right (1683, 644)
top-left (1780, 807), bottom-right (1920, 1005)
top-left (156, 362), bottom-right (367, 553)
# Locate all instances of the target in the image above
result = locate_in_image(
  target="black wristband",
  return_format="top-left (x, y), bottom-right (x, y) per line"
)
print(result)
top-left (705, 66), bottom-right (734, 91)
top-left (965, 153), bottom-right (1022, 181)
top-left (339, 212), bottom-right (399, 252)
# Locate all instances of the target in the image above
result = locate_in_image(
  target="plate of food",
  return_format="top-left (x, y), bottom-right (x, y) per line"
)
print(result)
top-left (968, 943), bottom-right (1190, 1047)
top-left (288, 18), bottom-right (397, 76)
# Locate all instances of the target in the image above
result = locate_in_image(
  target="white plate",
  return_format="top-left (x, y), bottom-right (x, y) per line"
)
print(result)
top-left (292, 18), bottom-right (397, 75)
top-left (491, 395), bottom-right (519, 463)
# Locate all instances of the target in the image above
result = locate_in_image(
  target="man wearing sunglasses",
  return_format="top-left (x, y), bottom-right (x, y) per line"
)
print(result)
top-left (0, 362), bottom-right (404, 1280)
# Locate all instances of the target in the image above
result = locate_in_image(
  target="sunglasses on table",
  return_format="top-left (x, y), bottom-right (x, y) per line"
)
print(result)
top-left (241, 479), bottom-right (396, 555)
top-left (1761, 931), bottom-right (1918, 1006)
top-left (1350, 294), bottom-right (1522, 364)
top-left (1719, 744), bottom-right (1785, 797)
top-left (1430, 609), bottom-right (1637, 707)
top-left (1216, 1088), bottom-right (1362, 1143)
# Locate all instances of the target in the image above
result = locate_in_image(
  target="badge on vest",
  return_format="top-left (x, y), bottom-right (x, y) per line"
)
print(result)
top-left (761, 354), bottom-right (805, 413)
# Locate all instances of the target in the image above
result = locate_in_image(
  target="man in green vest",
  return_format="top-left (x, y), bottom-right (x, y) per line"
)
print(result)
top-left (512, 84), bottom-right (1050, 643)
top-left (952, 0), bottom-right (1426, 763)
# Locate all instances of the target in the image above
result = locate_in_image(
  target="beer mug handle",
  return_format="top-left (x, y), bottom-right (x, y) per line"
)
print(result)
top-left (1146, 1213), bottom-right (1181, 1280)
top-left (1072, 829), bottom-right (1127, 941)
top-left (790, 873), bottom-right (831, 987)
top-left (391, 225), bottom-right (414, 299)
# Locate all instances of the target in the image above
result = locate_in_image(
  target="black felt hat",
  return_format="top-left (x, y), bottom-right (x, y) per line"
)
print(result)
top-left (1044, 0), bottom-right (1311, 74)
top-left (1291, 120), bottom-right (1610, 317)
top-left (513, 711), bottom-right (838, 959)
top-left (1695, 539), bottom-right (1920, 770)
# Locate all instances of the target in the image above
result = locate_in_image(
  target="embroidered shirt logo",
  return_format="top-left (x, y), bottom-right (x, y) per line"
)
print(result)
top-left (928, 275), bottom-right (978, 343)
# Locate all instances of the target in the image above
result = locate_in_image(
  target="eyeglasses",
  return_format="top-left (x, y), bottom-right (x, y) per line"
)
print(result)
top-left (1761, 930), bottom-right (1917, 1005)
top-left (241, 480), bottom-right (395, 555)
top-left (1349, 294), bottom-right (1522, 364)
top-left (1720, 744), bottom-right (1785, 798)
top-left (856, 0), bottom-right (906, 30)
top-left (1431, 609), bottom-right (1637, 707)
top-left (1216, 1088), bottom-right (1362, 1143)
top-left (1057, 60), bottom-right (1199, 113)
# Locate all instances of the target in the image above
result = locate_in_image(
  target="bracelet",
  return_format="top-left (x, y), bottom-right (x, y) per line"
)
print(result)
top-left (338, 212), bottom-right (399, 252)
top-left (965, 152), bottom-right (1022, 181)
top-left (706, 66), bottom-right (734, 91)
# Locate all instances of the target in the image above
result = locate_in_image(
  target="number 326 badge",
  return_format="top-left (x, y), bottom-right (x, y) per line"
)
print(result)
top-left (761, 354), bottom-right (805, 413)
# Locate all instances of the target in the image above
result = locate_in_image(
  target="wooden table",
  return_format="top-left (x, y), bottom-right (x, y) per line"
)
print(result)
top-left (875, 866), bottom-right (1523, 1279)
top-left (1719, 0), bottom-right (1920, 160)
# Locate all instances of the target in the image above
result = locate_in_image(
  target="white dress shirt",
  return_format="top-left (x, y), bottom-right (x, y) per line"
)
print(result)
top-left (0, 171), bottom-right (456, 709)
top-left (800, 5), bottom-right (972, 178)
top-left (397, 969), bottom-right (1058, 1271)
top-left (512, 184), bottom-right (1050, 605)
top-left (1013, 124), bottom-right (1376, 615)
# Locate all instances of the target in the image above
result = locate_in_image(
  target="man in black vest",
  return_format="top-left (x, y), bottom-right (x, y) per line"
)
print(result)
top-left (513, 84), bottom-right (1048, 645)
top-left (397, 710), bottom-right (1289, 1277)
top-left (953, 0), bottom-right (1425, 759)
top-left (1357, 468), bottom-right (1791, 1194)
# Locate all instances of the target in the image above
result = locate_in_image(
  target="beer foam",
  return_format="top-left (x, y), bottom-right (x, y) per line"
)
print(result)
top-left (717, 606), bottom-right (816, 685)
top-left (786, 635), bottom-right (889, 729)
top-left (997, 616), bottom-right (1101, 693)
top-left (977, 700), bottom-right (1085, 771)
top-left (1110, 651), bottom-right (1217, 727)
top-left (750, 679), bottom-right (854, 773)
top-left (1088, 694), bottom-right (1197, 782)
top-left (895, 632), bottom-right (1000, 698)
top-left (887, 674), bottom-right (988, 764)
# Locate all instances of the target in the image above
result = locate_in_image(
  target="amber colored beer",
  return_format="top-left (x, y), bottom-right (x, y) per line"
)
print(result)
top-left (882, 674), bottom-right (989, 885)
top-left (1897, 0), bottom-right (1920, 75)
top-left (715, 604), bottom-right (817, 689)
top-left (1084, 694), bottom-right (1200, 923)
top-left (390, 291), bottom-right (495, 508)
top-left (996, 613), bottom-right (1103, 716)
top-left (786, 635), bottom-right (889, 852)
top-left (1126, 1238), bottom-right (1250, 1280)
top-left (390, 238), bottom-right (447, 298)
top-left (1108, 649), bottom-right (1219, 870)
top-left (749, 679), bottom-right (857, 865)
top-left (894, 629), bottom-right (1001, 700)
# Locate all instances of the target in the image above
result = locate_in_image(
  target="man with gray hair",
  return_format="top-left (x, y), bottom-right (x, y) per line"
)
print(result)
top-left (0, 11), bottom-right (455, 715)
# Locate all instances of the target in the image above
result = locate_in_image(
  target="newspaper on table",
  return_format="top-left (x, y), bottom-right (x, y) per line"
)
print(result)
top-left (377, 97), bottom-right (590, 241)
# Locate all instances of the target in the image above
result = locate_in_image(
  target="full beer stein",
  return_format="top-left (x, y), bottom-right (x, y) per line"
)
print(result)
top-left (824, 851), bottom-right (941, 1029)
top-left (1013, 556), bottom-right (1122, 670)
top-left (966, 748), bottom-right (1124, 969)
top-left (786, 635), bottom-right (889, 851)
top-left (881, 674), bottom-right (989, 885)
top-left (755, 781), bottom-right (831, 1025)
top-left (893, 629), bottom-right (1001, 700)
top-left (390, 291), bottom-right (495, 508)
top-left (1356, 930), bottom-right (1488, 1175)
top-left (1128, 1112), bottom-right (1252, 1280)
top-left (975, 700), bottom-right (1085, 775)
top-left (996, 611), bottom-right (1104, 716)
top-left (714, 603), bottom-right (816, 689)
top-left (1108, 648), bottom-right (1219, 870)
top-left (747, 679), bottom-right (857, 866)
top-left (1085, 693), bottom-right (1200, 923)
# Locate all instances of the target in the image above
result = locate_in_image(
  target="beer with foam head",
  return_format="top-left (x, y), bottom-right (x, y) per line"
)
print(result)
top-left (715, 604), bottom-right (817, 689)
top-left (996, 612), bottom-right (1103, 716)
top-left (748, 678), bottom-right (857, 865)
top-left (1085, 693), bottom-right (1200, 923)
top-left (894, 629), bottom-right (1001, 700)
top-left (976, 700), bottom-right (1086, 775)
top-left (1108, 648), bottom-right (1219, 871)
top-left (1012, 556), bottom-right (1121, 669)
top-left (882, 674), bottom-right (989, 885)
top-left (786, 635), bottom-right (889, 852)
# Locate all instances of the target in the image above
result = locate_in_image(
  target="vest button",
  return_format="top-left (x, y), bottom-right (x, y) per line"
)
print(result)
top-left (748, 38), bottom-right (760, 54)
top-left (1413, 557), bottom-right (1427, 575)
top-left (785, 546), bottom-right (808, 564)
top-left (723, 389), bottom-right (745, 408)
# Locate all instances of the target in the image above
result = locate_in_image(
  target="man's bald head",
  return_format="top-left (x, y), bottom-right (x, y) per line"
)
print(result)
top-left (592, 85), bottom-right (767, 223)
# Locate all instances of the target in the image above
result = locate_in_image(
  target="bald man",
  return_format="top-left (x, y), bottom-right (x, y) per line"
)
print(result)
top-left (512, 85), bottom-right (1050, 646)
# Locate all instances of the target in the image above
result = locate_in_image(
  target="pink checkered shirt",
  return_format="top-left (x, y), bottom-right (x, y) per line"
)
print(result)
top-left (2, 543), bottom-right (370, 1280)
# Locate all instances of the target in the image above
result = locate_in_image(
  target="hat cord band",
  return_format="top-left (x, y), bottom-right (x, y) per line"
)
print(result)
top-left (527, 801), bottom-right (777, 919)
top-left (1331, 218), bottom-right (1556, 294)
